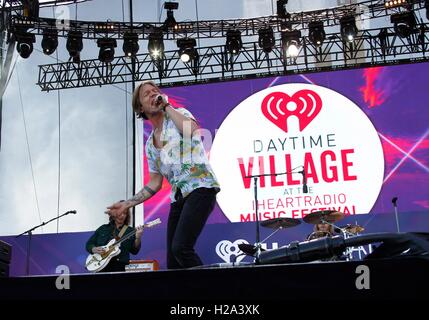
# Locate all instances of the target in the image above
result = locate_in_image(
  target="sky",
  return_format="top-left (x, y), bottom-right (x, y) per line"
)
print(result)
top-left (0, 0), bottom-right (393, 236)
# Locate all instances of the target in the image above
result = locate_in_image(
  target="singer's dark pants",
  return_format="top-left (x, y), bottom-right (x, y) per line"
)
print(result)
top-left (167, 187), bottom-right (217, 269)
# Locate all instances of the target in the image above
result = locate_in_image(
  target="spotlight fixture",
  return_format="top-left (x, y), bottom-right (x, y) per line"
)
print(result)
top-left (164, 2), bottom-right (179, 30)
top-left (226, 29), bottom-right (242, 55)
top-left (308, 21), bottom-right (325, 47)
top-left (391, 11), bottom-right (416, 38)
top-left (177, 37), bottom-right (197, 63)
top-left (384, 0), bottom-right (408, 9)
top-left (66, 31), bottom-right (83, 62)
top-left (277, 0), bottom-right (290, 19)
top-left (97, 38), bottom-right (117, 63)
top-left (123, 32), bottom-right (139, 57)
top-left (281, 29), bottom-right (301, 57)
top-left (148, 29), bottom-right (164, 59)
top-left (258, 27), bottom-right (275, 53)
top-left (41, 29), bottom-right (58, 55)
top-left (340, 15), bottom-right (358, 42)
top-left (16, 31), bottom-right (35, 59)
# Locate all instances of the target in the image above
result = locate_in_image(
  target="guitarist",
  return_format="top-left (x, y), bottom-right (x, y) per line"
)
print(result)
top-left (85, 209), bottom-right (144, 272)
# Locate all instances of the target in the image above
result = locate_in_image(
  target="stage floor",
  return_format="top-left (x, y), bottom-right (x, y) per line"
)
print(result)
top-left (1, 256), bottom-right (428, 301)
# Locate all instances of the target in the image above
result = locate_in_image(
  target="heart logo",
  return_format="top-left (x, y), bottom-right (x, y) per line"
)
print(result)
top-left (215, 239), bottom-right (248, 263)
top-left (261, 89), bottom-right (322, 132)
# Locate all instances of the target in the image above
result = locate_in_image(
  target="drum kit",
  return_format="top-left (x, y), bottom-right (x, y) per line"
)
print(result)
top-left (238, 209), bottom-right (365, 260)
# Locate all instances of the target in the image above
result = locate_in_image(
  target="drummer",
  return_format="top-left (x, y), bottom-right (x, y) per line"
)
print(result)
top-left (306, 222), bottom-right (336, 241)
top-left (314, 222), bottom-right (335, 235)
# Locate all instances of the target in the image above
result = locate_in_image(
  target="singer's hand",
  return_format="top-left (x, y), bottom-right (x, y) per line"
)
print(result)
top-left (156, 103), bottom-right (169, 113)
top-left (158, 102), bottom-right (171, 113)
top-left (106, 201), bottom-right (128, 217)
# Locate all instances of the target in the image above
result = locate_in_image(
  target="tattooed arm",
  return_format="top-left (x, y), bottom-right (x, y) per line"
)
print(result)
top-left (106, 172), bottom-right (163, 216)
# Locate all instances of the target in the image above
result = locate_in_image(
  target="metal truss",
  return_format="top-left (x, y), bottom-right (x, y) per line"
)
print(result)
top-left (1, 1), bottom-right (90, 31)
top-left (1, 0), bottom-right (90, 9)
top-left (7, 0), bottom-right (429, 40)
top-left (37, 23), bottom-right (429, 91)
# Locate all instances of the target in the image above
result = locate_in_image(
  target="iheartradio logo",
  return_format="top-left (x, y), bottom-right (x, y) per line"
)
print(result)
top-left (261, 90), bottom-right (322, 133)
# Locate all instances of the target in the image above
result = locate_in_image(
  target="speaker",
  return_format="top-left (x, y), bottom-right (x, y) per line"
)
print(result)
top-left (0, 260), bottom-right (9, 278)
top-left (0, 240), bottom-right (11, 264)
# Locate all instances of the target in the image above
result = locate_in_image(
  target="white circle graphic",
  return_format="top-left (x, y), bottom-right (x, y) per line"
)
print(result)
top-left (210, 83), bottom-right (384, 222)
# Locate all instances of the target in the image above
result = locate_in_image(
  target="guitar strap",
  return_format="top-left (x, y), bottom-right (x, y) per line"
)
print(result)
top-left (112, 225), bottom-right (129, 241)
top-left (117, 225), bottom-right (128, 239)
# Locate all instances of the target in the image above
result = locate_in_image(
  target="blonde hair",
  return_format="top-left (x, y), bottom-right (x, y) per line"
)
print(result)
top-left (132, 80), bottom-right (159, 120)
top-left (314, 223), bottom-right (334, 234)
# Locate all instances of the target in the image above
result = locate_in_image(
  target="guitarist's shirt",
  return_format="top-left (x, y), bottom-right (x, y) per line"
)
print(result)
top-left (86, 222), bottom-right (141, 264)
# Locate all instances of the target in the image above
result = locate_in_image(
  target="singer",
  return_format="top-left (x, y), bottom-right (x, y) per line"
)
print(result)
top-left (106, 80), bottom-right (220, 269)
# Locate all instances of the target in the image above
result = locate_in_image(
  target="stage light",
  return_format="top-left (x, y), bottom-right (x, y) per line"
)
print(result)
top-left (66, 31), bottom-right (83, 62)
top-left (97, 38), bottom-right (117, 63)
top-left (277, 0), bottom-right (290, 19)
top-left (164, 2), bottom-right (179, 30)
top-left (384, 0), bottom-right (408, 9)
top-left (282, 29), bottom-right (301, 57)
top-left (226, 29), bottom-right (242, 55)
top-left (308, 21), bottom-right (325, 47)
top-left (177, 38), bottom-right (197, 63)
top-left (16, 31), bottom-right (36, 59)
top-left (148, 29), bottom-right (164, 60)
top-left (41, 29), bottom-right (58, 55)
top-left (391, 11), bottom-right (416, 38)
top-left (340, 15), bottom-right (358, 42)
top-left (123, 32), bottom-right (139, 57)
top-left (258, 27), bottom-right (275, 53)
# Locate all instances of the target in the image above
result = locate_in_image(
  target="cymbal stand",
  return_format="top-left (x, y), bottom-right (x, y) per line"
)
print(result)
top-left (246, 166), bottom-right (303, 263)
top-left (260, 226), bottom-right (284, 244)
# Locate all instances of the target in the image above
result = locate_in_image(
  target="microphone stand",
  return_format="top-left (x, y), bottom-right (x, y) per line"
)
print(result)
top-left (16, 210), bottom-right (77, 275)
top-left (246, 166), bottom-right (304, 264)
top-left (392, 197), bottom-right (400, 233)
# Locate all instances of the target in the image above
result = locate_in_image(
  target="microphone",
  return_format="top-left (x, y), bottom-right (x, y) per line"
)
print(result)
top-left (301, 169), bottom-right (308, 194)
top-left (66, 210), bottom-right (77, 214)
top-left (392, 197), bottom-right (398, 207)
top-left (155, 94), bottom-right (166, 106)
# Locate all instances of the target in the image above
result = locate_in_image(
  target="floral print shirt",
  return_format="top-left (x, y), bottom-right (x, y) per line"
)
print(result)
top-left (146, 107), bottom-right (220, 202)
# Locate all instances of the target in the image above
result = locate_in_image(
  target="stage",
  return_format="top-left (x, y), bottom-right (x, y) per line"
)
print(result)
top-left (1, 256), bottom-right (428, 301)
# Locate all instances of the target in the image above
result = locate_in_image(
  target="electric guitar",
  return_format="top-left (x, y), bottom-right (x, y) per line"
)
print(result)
top-left (85, 218), bottom-right (161, 273)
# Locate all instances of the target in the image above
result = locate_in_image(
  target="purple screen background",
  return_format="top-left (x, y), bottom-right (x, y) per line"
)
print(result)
top-left (143, 63), bottom-right (429, 224)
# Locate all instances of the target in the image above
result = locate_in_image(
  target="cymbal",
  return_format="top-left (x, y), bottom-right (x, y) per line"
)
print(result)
top-left (260, 217), bottom-right (301, 229)
top-left (341, 224), bottom-right (365, 234)
top-left (238, 243), bottom-right (265, 256)
top-left (303, 210), bottom-right (344, 224)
